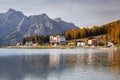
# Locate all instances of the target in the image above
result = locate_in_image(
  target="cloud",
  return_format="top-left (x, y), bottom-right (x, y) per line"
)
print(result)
top-left (0, 0), bottom-right (120, 27)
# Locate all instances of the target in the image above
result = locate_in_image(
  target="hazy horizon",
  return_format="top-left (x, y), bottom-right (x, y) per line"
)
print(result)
top-left (0, 0), bottom-right (120, 27)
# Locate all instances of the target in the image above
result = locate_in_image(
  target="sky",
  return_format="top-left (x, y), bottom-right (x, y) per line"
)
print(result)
top-left (0, 0), bottom-right (120, 27)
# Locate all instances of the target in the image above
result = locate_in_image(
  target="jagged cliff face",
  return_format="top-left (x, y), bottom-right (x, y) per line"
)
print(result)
top-left (0, 9), bottom-right (78, 45)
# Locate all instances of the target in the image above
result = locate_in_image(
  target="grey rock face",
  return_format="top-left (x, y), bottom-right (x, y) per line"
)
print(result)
top-left (0, 9), bottom-right (78, 45)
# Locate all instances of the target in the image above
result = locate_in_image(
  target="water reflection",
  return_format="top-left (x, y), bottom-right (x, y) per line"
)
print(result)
top-left (49, 49), bottom-right (60, 68)
top-left (0, 49), bottom-right (120, 80)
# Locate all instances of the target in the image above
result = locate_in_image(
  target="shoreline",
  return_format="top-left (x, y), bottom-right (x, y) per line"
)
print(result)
top-left (0, 45), bottom-right (118, 50)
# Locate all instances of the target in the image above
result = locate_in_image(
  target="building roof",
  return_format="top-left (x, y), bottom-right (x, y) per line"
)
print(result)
top-left (77, 40), bottom-right (85, 42)
top-left (50, 34), bottom-right (65, 37)
top-left (88, 37), bottom-right (99, 40)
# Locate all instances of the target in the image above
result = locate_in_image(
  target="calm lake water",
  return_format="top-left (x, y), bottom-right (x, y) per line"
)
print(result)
top-left (0, 48), bottom-right (120, 80)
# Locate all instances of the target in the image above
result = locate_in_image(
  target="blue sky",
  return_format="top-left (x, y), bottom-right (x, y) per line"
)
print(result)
top-left (0, 0), bottom-right (120, 27)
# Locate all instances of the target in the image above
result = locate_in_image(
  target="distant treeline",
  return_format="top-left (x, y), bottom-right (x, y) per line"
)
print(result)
top-left (22, 35), bottom-right (49, 45)
top-left (65, 20), bottom-right (120, 44)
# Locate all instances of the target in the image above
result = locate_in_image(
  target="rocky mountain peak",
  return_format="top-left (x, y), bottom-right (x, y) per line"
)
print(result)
top-left (7, 8), bottom-right (16, 13)
top-left (8, 8), bottom-right (15, 12)
top-left (38, 13), bottom-right (49, 20)
top-left (6, 8), bottom-right (24, 16)
top-left (54, 17), bottom-right (62, 22)
top-left (39, 13), bottom-right (48, 17)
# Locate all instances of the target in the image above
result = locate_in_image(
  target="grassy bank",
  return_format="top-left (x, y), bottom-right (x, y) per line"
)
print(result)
top-left (8, 45), bottom-right (83, 49)
top-left (3, 45), bottom-right (68, 49)
top-left (0, 45), bottom-right (117, 51)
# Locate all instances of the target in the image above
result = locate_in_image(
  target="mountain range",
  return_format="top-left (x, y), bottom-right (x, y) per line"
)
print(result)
top-left (0, 8), bottom-right (78, 45)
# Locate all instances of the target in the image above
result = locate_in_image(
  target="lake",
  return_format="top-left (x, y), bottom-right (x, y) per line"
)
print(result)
top-left (0, 48), bottom-right (120, 80)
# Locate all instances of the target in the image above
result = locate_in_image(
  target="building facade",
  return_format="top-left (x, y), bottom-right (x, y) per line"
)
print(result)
top-left (88, 38), bottom-right (100, 46)
top-left (50, 34), bottom-right (66, 46)
top-left (68, 41), bottom-right (76, 46)
top-left (77, 41), bottom-right (85, 46)
top-left (107, 41), bottom-right (114, 47)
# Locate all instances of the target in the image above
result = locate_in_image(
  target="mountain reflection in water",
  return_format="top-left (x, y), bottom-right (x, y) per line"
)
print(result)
top-left (0, 49), bottom-right (120, 80)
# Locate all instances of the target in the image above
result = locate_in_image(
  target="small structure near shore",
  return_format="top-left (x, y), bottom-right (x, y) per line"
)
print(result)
top-left (25, 41), bottom-right (33, 46)
top-left (107, 41), bottom-right (114, 47)
top-left (49, 34), bottom-right (66, 46)
top-left (68, 41), bottom-right (76, 46)
top-left (88, 38), bottom-right (100, 46)
top-left (77, 41), bottom-right (85, 46)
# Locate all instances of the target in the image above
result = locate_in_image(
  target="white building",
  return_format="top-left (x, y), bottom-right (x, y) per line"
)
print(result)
top-left (107, 41), bottom-right (114, 47)
top-left (25, 41), bottom-right (33, 46)
top-left (77, 41), bottom-right (85, 46)
top-left (50, 34), bottom-right (66, 46)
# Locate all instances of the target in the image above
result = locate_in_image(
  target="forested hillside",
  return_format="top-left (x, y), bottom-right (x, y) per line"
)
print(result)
top-left (65, 20), bottom-right (120, 44)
